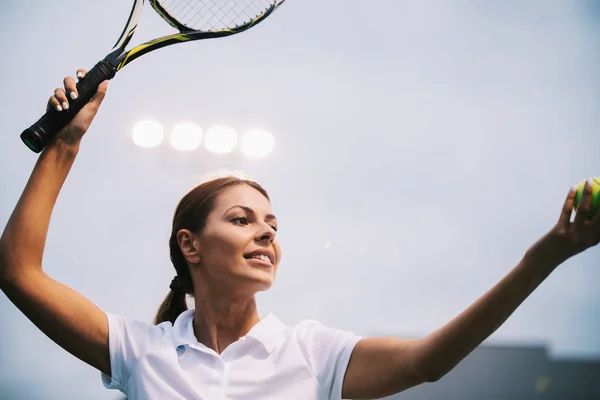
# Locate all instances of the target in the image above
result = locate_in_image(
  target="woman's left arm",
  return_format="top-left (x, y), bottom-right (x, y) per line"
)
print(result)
top-left (342, 181), bottom-right (600, 400)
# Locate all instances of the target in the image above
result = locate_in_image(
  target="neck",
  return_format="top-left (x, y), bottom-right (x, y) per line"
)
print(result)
top-left (192, 286), bottom-right (260, 354)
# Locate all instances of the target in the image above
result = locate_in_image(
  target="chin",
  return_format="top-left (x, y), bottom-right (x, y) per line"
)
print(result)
top-left (236, 272), bottom-right (275, 294)
top-left (253, 277), bottom-right (275, 292)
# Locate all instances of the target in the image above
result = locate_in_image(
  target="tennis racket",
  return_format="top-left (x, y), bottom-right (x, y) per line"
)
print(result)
top-left (20, 0), bottom-right (286, 153)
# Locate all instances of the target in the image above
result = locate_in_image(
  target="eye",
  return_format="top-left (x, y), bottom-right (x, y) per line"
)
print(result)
top-left (270, 224), bottom-right (278, 232)
top-left (231, 216), bottom-right (249, 225)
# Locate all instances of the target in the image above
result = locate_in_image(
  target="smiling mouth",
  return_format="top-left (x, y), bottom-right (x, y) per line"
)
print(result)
top-left (244, 254), bottom-right (273, 265)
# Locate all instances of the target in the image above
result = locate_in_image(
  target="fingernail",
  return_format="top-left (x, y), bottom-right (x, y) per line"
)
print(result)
top-left (70, 91), bottom-right (78, 100)
top-left (62, 101), bottom-right (69, 110)
top-left (56, 104), bottom-right (63, 112)
top-left (77, 72), bottom-right (84, 79)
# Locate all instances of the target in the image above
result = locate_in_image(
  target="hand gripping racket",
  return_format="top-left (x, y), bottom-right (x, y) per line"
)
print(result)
top-left (20, 0), bottom-right (286, 153)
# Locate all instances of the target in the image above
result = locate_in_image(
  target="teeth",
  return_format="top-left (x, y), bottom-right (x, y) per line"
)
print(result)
top-left (250, 254), bottom-right (271, 263)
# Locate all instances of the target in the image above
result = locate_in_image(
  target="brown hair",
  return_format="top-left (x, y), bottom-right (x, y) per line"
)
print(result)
top-left (153, 175), bottom-right (269, 325)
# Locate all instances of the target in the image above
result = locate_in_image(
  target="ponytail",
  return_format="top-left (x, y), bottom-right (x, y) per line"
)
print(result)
top-left (153, 289), bottom-right (188, 325)
top-left (154, 226), bottom-right (194, 326)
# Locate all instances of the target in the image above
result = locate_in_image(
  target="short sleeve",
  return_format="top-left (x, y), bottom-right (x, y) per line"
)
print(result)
top-left (296, 321), bottom-right (363, 400)
top-left (101, 313), bottom-right (169, 391)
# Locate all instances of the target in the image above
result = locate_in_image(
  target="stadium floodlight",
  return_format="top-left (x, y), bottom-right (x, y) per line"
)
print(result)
top-left (170, 123), bottom-right (203, 151)
top-left (204, 125), bottom-right (237, 154)
top-left (132, 120), bottom-right (164, 148)
top-left (241, 128), bottom-right (275, 158)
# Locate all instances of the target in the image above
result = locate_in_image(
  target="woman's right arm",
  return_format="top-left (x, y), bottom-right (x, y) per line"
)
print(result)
top-left (0, 71), bottom-right (112, 376)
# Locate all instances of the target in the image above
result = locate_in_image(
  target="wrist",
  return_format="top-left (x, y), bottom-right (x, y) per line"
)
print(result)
top-left (524, 229), bottom-right (578, 269)
top-left (44, 136), bottom-right (82, 158)
top-left (39, 140), bottom-right (80, 170)
top-left (522, 243), bottom-right (566, 273)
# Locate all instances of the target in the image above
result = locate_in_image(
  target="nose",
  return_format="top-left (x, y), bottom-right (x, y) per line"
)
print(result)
top-left (255, 222), bottom-right (275, 243)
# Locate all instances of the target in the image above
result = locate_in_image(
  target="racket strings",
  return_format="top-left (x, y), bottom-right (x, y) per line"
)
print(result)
top-left (157, 0), bottom-right (276, 31)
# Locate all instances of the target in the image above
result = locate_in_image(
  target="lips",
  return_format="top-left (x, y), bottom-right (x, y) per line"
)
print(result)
top-left (243, 249), bottom-right (275, 265)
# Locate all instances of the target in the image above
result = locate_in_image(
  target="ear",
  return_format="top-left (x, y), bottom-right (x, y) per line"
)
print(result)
top-left (177, 229), bottom-right (202, 264)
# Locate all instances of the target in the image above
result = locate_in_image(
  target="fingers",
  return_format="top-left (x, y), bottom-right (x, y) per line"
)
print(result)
top-left (572, 178), bottom-right (594, 229)
top-left (46, 69), bottom-right (88, 112)
top-left (63, 76), bottom-right (78, 103)
top-left (47, 86), bottom-right (70, 112)
top-left (47, 89), bottom-right (64, 112)
top-left (558, 186), bottom-right (577, 227)
top-left (76, 69), bottom-right (86, 80)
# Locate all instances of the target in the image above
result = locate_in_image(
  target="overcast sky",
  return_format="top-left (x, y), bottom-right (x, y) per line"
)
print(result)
top-left (1, 0), bottom-right (599, 398)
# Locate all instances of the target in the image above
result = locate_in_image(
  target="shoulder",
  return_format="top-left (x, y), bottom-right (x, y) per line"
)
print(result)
top-left (283, 317), bottom-right (363, 397)
top-left (104, 312), bottom-right (179, 367)
top-left (292, 318), bottom-right (362, 345)
top-left (254, 314), bottom-right (362, 352)
top-left (102, 310), bottom-right (193, 390)
top-left (285, 317), bottom-right (363, 366)
top-left (107, 313), bottom-right (174, 343)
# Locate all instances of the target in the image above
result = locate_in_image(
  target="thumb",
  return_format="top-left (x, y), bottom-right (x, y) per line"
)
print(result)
top-left (88, 80), bottom-right (110, 109)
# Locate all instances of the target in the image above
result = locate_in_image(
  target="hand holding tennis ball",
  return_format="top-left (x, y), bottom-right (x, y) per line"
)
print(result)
top-left (525, 177), bottom-right (600, 266)
top-left (574, 177), bottom-right (600, 218)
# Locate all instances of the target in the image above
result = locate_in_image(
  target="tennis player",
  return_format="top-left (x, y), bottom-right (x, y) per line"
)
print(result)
top-left (1, 72), bottom-right (599, 400)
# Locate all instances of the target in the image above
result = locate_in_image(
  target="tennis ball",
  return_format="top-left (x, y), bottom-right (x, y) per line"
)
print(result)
top-left (573, 177), bottom-right (600, 218)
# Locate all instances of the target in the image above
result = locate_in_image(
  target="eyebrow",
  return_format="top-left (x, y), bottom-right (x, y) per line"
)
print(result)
top-left (225, 205), bottom-right (277, 221)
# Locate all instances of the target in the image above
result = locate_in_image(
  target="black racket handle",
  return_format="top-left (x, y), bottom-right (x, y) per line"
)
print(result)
top-left (20, 60), bottom-right (116, 153)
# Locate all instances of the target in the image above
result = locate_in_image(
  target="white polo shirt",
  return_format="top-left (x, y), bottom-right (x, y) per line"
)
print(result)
top-left (101, 310), bottom-right (362, 400)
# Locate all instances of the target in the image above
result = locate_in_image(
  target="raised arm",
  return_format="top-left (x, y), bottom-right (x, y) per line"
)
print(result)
top-left (342, 181), bottom-right (600, 399)
top-left (0, 71), bottom-right (111, 375)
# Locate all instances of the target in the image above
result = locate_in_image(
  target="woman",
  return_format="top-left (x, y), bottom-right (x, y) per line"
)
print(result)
top-left (0, 71), bottom-right (598, 400)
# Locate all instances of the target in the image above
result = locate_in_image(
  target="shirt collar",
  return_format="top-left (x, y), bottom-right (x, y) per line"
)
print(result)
top-left (245, 312), bottom-right (287, 353)
top-left (172, 310), bottom-right (287, 354)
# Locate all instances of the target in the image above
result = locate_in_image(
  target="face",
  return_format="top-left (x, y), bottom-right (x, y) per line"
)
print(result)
top-left (181, 184), bottom-right (281, 294)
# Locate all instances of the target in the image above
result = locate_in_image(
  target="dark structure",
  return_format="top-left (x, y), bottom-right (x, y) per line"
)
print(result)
top-left (382, 344), bottom-right (600, 400)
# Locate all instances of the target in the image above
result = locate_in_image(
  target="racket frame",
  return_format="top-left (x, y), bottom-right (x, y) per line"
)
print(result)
top-left (20, 0), bottom-right (286, 153)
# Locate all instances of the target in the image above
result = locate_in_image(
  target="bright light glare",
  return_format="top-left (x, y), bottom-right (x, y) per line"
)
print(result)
top-left (170, 123), bottom-right (203, 151)
top-left (204, 125), bottom-right (237, 154)
top-left (241, 128), bottom-right (275, 158)
top-left (132, 120), bottom-right (164, 148)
